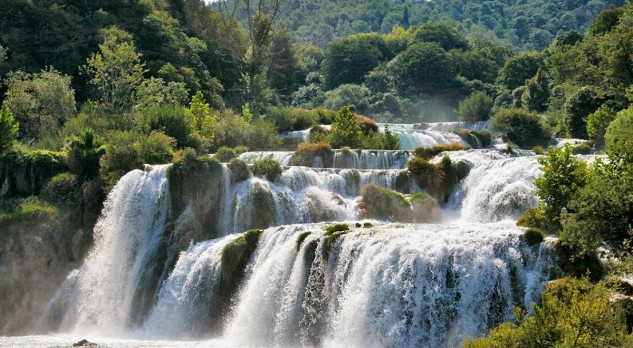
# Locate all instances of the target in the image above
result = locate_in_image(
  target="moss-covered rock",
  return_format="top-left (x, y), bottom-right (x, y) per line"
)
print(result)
top-left (291, 141), bottom-right (333, 167)
top-left (168, 149), bottom-right (225, 240)
top-left (227, 158), bottom-right (250, 183)
top-left (410, 192), bottom-right (443, 223)
top-left (248, 182), bottom-right (277, 229)
top-left (524, 227), bottom-right (545, 246)
top-left (0, 149), bottom-right (66, 198)
top-left (359, 184), bottom-right (412, 222)
top-left (296, 231), bottom-right (312, 252)
top-left (251, 158), bottom-right (282, 182)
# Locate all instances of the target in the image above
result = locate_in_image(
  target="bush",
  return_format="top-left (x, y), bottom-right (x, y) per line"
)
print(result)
top-left (517, 207), bottom-right (548, 231)
top-left (355, 114), bottom-right (379, 134)
top-left (464, 279), bottom-right (627, 348)
top-left (454, 128), bottom-right (479, 148)
top-left (413, 143), bottom-right (467, 159)
top-left (330, 106), bottom-right (363, 148)
top-left (587, 105), bottom-right (617, 147)
top-left (458, 91), bottom-right (493, 122)
top-left (42, 172), bottom-right (81, 206)
top-left (471, 130), bottom-right (492, 147)
top-left (491, 108), bottom-right (551, 148)
top-left (213, 146), bottom-right (237, 162)
top-left (227, 158), bottom-right (250, 183)
top-left (138, 131), bottom-right (175, 164)
top-left (64, 130), bottom-right (104, 179)
top-left (0, 196), bottom-right (58, 222)
top-left (605, 107), bottom-right (633, 165)
top-left (0, 105), bottom-right (19, 154)
top-left (291, 141), bottom-right (333, 167)
top-left (251, 158), bottom-right (282, 182)
top-left (308, 125), bottom-right (330, 143)
top-left (524, 227), bottom-right (545, 246)
top-left (140, 104), bottom-right (191, 149)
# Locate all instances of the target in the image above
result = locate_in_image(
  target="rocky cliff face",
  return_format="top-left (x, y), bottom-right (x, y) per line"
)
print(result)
top-left (0, 216), bottom-right (91, 334)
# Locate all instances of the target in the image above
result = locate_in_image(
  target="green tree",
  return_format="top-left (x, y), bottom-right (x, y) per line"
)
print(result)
top-left (267, 30), bottom-right (297, 102)
top-left (491, 108), bottom-right (551, 148)
top-left (135, 77), bottom-right (189, 110)
top-left (563, 87), bottom-right (600, 139)
top-left (522, 68), bottom-right (551, 112)
top-left (386, 42), bottom-right (457, 97)
top-left (586, 105), bottom-right (617, 147)
top-left (535, 145), bottom-right (588, 229)
top-left (605, 106), bottom-right (633, 166)
top-left (2, 68), bottom-right (76, 141)
top-left (84, 27), bottom-right (147, 114)
top-left (0, 105), bottom-right (19, 153)
top-left (408, 22), bottom-right (469, 51)
top-left (496, 52), bottom-right (543, 90)
top-left (330, 106), bottom-right (362, 148)
top-left (457, 92), bottom-right (493, 122)
top-left (321, 33), bottom-right (393, 90)
top-left (186, 91), bottom-right (218, 146)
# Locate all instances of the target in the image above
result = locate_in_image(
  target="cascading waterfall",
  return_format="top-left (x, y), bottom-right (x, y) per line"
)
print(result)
top-left (444, 150), bottom-right (542, 222)
top-left (51, 165), bottom-right (170, 335)
top-left (30, 121), bottom-right (565, 347)
top-left (143, 222), bottom-right (557, 348)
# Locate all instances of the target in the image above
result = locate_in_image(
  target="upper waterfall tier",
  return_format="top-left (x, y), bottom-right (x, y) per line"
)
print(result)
top-left (239, 149), bottom-right (413, 169)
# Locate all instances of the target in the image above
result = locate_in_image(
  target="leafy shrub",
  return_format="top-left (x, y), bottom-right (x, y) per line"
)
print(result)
top-left (308, 125), bottom-right (330, 143)
top-left (42, 172), bottom-right (81, 206)
top-left (413, 143), bottom-right (467, 159)
top-left (0, 196), bottom-right (58, 222)
top-left (355, 114), bottom-right (379, 134)
top-left (64, 130), bottom-right (104, 179)
top-left (454, 128), bottom-right (479, 147)
top-left (214, 146), bottom-right (237, 162)
top-left (492, 108), bottom-right (551, 148)
top-left (458, 91), bottom-right (493, 122)
top-left (471, 130), bottom-right (492, 147)
top-left (227, 158), bottom-right (250, 183)
top-left (524, 227), bottom-right (545, 246)
top-left (251, 158), bottom-right (282, 182)
top-left (140, 104), bottom-right (191, 149)
top-left (532, 145), bottom-right (546, 155)
top-left (138, 131), bottom-right (175, 164)
top-left (292, 141), bottom-right (333, 167)
top-left (0, 105), bottom-right (19, 154)
top-left (605, 107), bottom-right (633, 165)
top-left (517, 207), bottom-right (548, 231)
top-left (464, 278), bottom-right (627, 348)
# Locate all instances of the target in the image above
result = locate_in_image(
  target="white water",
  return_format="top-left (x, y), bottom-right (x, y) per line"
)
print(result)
top-left (141, 222), bottom-right (556, 348)
top-left (15, 120), bottom-right (568, 347)
top-left (52, 165), bottom-right (171, 336)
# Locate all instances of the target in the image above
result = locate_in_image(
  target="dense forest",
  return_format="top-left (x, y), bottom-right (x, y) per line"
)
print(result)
top-left (1, 0), bottom-right (633, 345)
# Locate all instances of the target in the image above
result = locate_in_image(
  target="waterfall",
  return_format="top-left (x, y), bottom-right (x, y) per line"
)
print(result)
top-left (29, 128), bottom-right (564, 346)
top-left (141, 222), bottom-right (557, 348)
top-left (51, 165), bottom-right (171, 335)
top-left (444, 150), bottom-right (542, 222)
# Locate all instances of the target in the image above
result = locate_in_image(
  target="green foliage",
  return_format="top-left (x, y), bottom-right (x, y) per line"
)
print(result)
top-left (586, 105), bottom-right (617, 147)
top-left (408, 22), bottom-right (468, 51)
top-left (63, 130), bottom-right (104, 180)
top-left (413, 143), bottom-right (468, 159)
top-left (251, 158), bottom-right (282, 182)
top-left (3, 69), bottom-right (76, 141)
top-left (135, 77), bottom-right (188, 110)
top-left (0, 148), bottom-right (66, 197)
top-left (321, 33), bottom-right (393, 90)
top-left (0, 196), bottom-right (58, 222)
top-left (84, 27), bottom-right (147, 114)
top-left (292, 141), bottom-right (333, 167)
top-left (496, 52), bottom-right (543, 91)
top-left (522, 68), bottom-right (551, 113)
top-left (0, 105), bottom-right (19, 154)
top-left (524, 227), bottom-right (545, 246)
top-left (186, 91), bottom-right (218, 147)
top-left (457, 92), bottom-right (493, 122)
top-left (517, 207), bottom-right (548, 231)
top-left (330, 107), bottom-right (363, 148)
top-left (42, 172), bottom-right (81, 207)
top-left (386, 42), bottom-right (457, 97)
top-left (605, 107), bottom-right (633, 166)
top-left (214, 146), bottom-right (237, 162)
top-left (141, 104), bottom-right (191, 149)
top-left (491, 108), bottom-right (551, 148)
top-left (535, 145), bottom-right (588, 230)
top-left (324, 223), bottom-right (350, 235)
top-left (563, 87), bottom-right (600, 139)
top-left (464, 278), bottom-right (628, 348)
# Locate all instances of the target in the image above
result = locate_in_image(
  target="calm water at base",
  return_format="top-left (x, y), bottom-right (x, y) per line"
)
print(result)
top-left (0, 336), bottom-right (232, 348)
